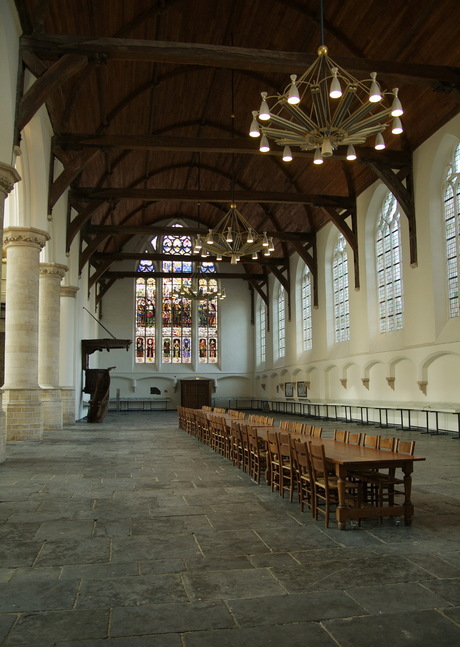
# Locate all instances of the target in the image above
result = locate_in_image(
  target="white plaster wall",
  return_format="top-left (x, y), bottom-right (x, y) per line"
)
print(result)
top-left (97, 268), bottom-right (254, 408)
top-left (254, 113), bottom-right (460, 412)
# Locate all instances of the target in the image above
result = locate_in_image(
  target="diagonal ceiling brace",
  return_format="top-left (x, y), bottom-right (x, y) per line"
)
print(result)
top-left (365, 159), bottom-right (417, 266)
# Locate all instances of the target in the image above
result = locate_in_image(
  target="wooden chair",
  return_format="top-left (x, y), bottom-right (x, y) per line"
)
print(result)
top-left (266, 431), bottom-right (282, 494)
top-left (229, 421), bottom-right (245, 470)
top-left (333, 429), bottom-right (348, 442)
top-left (347, 431), bottom-right (362, 445)
top-left (280, 420), bottom-right (291, 430)
top-left (303, 424), bottom-right (313, 436)
top-left (213, 407), bottom-right (226, 414)
top-left (246, 427), bottom-right (267, 484)
top-left (308, 441), bottom-right (359, 528)
top-left (311, 426), bottom-right (323, 438)
top-left (291, 438), bottom-right (313, 514)
top-left (293, 422), bottom-right (305, 433)
top-left (277, 432), bottom-right (295, 501)
top-left (363, 434), bottom-right (380, 449)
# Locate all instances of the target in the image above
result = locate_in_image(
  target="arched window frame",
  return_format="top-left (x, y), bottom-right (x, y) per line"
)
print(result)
top-left (134, 225), bottom-right (220, 365)
top-left (376, 191), bottom-right (404, 333)
top-left (332, 232), bottom-right (350, 343)
top-left (301, 267), bottom-right (313, 350)
top-left (276, 285), bottom-right (286, 358)
top-left (443, 142), bottom-right (460, 318)
top-left (257, 299), bottom-right (267, 365)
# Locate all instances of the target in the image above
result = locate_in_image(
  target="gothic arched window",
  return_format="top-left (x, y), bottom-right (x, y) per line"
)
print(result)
top-left (332, 232), bottom-right (350, 343)
top-left (443, 143), bottom-right (460, 318)
top-left (277, 287), bottom-right (286, 358)
top-left (135, 226), bottom-right (220, 364)
top-left (301, 268), bottom-right (313, 350)
top-left (376, 192), bottom-right (403, 332)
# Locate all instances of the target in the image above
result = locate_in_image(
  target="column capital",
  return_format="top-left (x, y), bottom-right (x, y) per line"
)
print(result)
top-left (3, 226), bottom-right (50, 250)
top-left (0, 161), bottom-right (21, 198)
top-left (60, 285), bottom-right (79, 298)
top-left (39, 262), bottom-right (68, 280)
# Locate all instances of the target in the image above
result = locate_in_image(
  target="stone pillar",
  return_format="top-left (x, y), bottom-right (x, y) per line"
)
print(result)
top-left (39, 262), bottom-right (68, 431)
top-left (2, 226), bottom-right (50, 441)
top-left (60, 285), bottom-right (79, 424)
top-left (0, 162), bottom-right (21, 461)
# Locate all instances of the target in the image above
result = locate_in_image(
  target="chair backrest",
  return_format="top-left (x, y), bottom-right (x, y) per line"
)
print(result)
top-left (311, 426), bottom-right (323, 438)
top-left (303, 424), bottom-right (313, 436)
top-left (237, 411), bottom-right (246, 419)
top-left (379, 437), bottom-right (396, 452)
top-left (293, 422), bottom-right (305, 433)
top-left (292, 438), bottom-right (311, 472)
top-left (280, 420), bottom-right (290, 429)
top-left (347, 431), bottom-right (362, 445)
top-left (363, 434), bottom-right (380, 449)
top-left (264, 416), bottom-right (275, 425)
top-left (213, 407), bottom-right (226, 414)
top-left (202, 405), bottom-right (212, 411)
top-left (308, 441), bottom-right (328, 483)
top-left (267, 431), bottom-right (280, 458)
top-left (396, 439), bottom-right (415, 455)
top-left (277, 432), bottom-right (292, 462)
top-left (333, 429), bottom-right (348, 442)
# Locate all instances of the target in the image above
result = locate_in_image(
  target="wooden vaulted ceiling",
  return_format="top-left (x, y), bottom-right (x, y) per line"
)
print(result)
top-left (13, 0), bottom-right (460, 303)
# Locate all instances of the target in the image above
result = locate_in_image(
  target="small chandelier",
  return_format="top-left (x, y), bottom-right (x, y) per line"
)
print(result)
top-left (249, 0), bottom-right (404, 163)
top-left (196, 203), bottom-right (274, 265)
top-left (173, 271), bottom-right (226, 301)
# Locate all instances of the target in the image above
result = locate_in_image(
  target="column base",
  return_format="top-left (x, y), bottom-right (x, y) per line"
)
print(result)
top-left (61, 387), bottom-right (76, 424)
top-left (2, 389), bottom-right (43, 441)
top-left (41, 388), bottom-right (63, 431)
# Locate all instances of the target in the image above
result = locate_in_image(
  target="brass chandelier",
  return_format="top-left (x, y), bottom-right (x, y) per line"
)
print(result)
top-left (173, 270), bottom-right (226, 301)
top-left (249, 0), bottom-right (404, 163)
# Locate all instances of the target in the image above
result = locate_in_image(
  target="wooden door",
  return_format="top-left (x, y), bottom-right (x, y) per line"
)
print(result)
top-left (180, 379), bottom-right (212, 409)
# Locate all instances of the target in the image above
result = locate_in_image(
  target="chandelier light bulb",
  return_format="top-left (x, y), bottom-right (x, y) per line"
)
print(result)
top-left (249, 111), bottom-right (260, 137)
top-left (230, 255), bottom-right (237, 265)
top-left (226, 226), bottom-right (233, 243)
top-left (216, 254), bottom-right (222, 261)
top-left (282, 145), bottom-right (293, 162)
top-left (194, 235), bottom-right (202, 250)
top-left (205, 230), bottom-right (214, 244)
top-left (346, 144), bottom-right (357, 161)
top-left (321, 137), bottom-right (333, 158)
top-left (313, 147), bottom-right (323, 164)
top-left (247, 229), bottom-right (254, 243)
top-left (258, 92), bottom-right (270, 120)
top-left (392, 117), bottom-right (403, 134)
top-left (287, 74), bottom-right (300, 104)
top-left (252, 251), bottom-right (258, 259)
top-left (259, 134), bottom-right (270, 152)
top-left (268, 237), bottom-right (275, 252)
top-left (369, 72), bottom-right (382, 103)
top-left (391, 88), bottom-right (403, 117)
top-left (262, 232), bottom-right (269, 247)
top-left (329, 67), bottom-right (342, 99)
top-left (375, 132), bottom-right (385, 150)
top-left (264, 247), bottom-right (270, 256)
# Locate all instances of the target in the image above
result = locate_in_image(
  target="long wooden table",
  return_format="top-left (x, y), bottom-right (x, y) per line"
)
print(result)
top-left (256, 428), bottom-right (425, 530)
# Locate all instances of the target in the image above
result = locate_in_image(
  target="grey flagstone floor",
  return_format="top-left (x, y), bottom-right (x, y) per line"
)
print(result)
top-left (0, 410), bottom-right (459, 646)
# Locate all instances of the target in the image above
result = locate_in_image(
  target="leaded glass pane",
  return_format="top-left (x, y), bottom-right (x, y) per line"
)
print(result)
top-left (135, 276), bottom-right (156, 363)
top-left (376, 192), bottom-right (403, 333)
top-left (443, 144), bottom-right (460, 318)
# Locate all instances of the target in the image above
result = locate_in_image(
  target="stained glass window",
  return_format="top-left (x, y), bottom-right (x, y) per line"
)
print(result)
top-left (444, 143), bottom-right (460, 318)
top-left (333, 233), bottom-right (350, 343)
top-left (376, 192), bottom-right (403, 332)
top-left (162, 231), bottom-right (193, 363)
top-left (135, 276), bottom-right (156, 363)
top-left (197, 263), bottom-right (218, 364)
top-left (135, 228), bottom-right (220, 364)
top-left (301, 268), bottom-right (313, 350)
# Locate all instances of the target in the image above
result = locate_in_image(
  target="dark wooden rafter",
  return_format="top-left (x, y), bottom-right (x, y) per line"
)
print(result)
top-left (49, 148), bottom-right (101, 212)
top-left (71, 187), bottom-right (354, 208)
top-left (96, 278), bottom-right (117, 306)
top-left (321, 204), bottom-right (360, 290)
top-left (19, 34), bottom-right (460, 89)
top-left (270, 263), bottom-right (291, 321)
top-left (16, 53), bottom-right (88, 134)
top-left (365, 160), bottom-right (417, 266)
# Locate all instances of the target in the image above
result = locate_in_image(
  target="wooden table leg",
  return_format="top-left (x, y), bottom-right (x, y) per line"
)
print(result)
top-left (402, 461), bottom-right (415, 525)
top-left (335, 464), bottom-right (348, 530)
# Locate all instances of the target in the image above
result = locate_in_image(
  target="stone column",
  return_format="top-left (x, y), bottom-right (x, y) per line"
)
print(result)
top-left (0, 162), bottom-right (21, 461)
top-left (60, 285), bottom-right (79, 424)
top-left (39, 262), bottom-right (68, 431)
top-left (2, 226), bottom-right (50, 441)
